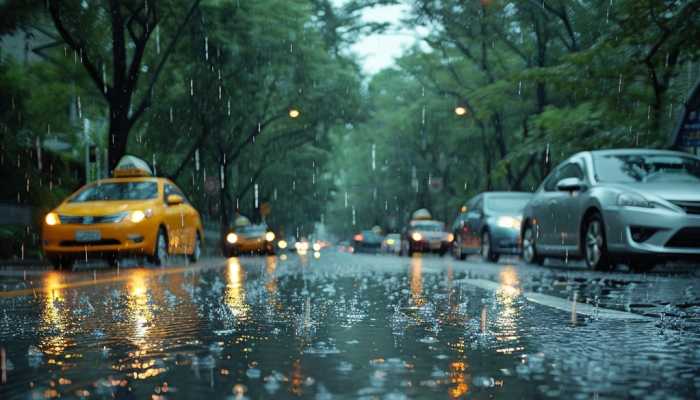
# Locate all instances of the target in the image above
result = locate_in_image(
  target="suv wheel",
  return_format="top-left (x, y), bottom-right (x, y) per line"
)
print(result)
top-left (481, 231), bottom-right (499, 263)
top-left (522, 224), bottom-right (544, 265)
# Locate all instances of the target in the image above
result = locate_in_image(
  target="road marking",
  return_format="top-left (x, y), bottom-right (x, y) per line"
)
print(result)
top-left (458, 278), bottom-right (651, 321)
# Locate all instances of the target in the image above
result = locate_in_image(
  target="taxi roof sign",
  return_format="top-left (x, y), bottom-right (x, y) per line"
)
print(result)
top-left (113, 155), bottom-right (153, 177)
top-left (234, 214), bottom-right (252, 227)
top-left (411, 208), bottom-right (432, 220)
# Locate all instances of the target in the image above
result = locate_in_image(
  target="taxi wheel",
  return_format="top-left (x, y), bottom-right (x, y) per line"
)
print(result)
top-left (49, 256), bottom-right (74, 271)
top-left (149, 228), bottom-right (169, 266)
top-left (189, 233), bottom-right (202, 263)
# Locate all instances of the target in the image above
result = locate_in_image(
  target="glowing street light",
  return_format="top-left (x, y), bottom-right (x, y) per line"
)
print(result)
top-left (454, 106), bottom-right (468, 116)
top-left (289, 108), bottom-right (301, 119)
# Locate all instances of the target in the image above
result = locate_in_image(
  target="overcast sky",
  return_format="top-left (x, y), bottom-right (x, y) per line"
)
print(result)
top-left (344, 2), bottom-right (422, 75)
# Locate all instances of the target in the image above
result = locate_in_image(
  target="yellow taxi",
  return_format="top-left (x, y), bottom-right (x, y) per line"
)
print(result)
top-left (42, 156), bottom-right (203, 270)
top-left (224, 217), bottom-right (276, 256)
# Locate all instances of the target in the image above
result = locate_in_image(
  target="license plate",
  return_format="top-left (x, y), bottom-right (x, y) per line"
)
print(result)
top-left (75, 230), bottom-right (101, 242)
top-left (430, 241), bottom-right (441, 249)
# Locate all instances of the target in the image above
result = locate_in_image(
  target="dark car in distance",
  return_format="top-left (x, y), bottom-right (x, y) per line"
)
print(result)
top-left (352, 230), bottom-right (383, 253)
top-left (452, 192), bottom-right (532, 262)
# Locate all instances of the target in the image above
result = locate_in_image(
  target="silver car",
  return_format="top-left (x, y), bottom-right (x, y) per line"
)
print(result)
top-left (521, 149), bottom-right (700, 272)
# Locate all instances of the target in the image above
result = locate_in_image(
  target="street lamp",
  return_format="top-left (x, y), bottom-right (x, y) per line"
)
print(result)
top-left (454, 106), bottom-right (468, 116)
top-left (289, 108), bottom-right (301, 119)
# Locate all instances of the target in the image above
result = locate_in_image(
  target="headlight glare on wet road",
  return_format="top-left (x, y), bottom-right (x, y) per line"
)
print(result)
top-left (497, 216), bottom-right (521, 230)
top-left (45, 212), bottom-right (60, 226)
top-left (226, 233), bottom-right (238, 244)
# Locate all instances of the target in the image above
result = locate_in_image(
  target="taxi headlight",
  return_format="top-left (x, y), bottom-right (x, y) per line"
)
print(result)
top-left (497, 216), bottom-right (521, 230)
top-left (130, 210), bottom-right (146, 223)
top-left (45, 212), bottom-right (60, 226)
top-left (447, 233), bottom-right (455, 242)
top-left (265, 232), bottom-right (275, 242)
top-left (411, 232), bottom-right (422, 242)
top-left (278, 240), bottom-right (288, 249)
top-left (312, 242), bottom-right (321, 252)
top-left (226, 233), bottom-right (238, 244)
top-left (386, 239), bottom-right (395, 245)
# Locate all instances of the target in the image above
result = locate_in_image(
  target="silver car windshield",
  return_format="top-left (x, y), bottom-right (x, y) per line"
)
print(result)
top-left (593, 154), bottom-right (700, 183)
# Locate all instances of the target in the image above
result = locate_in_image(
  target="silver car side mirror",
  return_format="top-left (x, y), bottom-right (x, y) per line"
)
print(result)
top-left (556, 177), bottom-right (586, 192)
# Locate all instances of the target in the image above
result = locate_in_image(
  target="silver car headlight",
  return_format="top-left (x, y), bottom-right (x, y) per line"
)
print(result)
top-left (617, 193), bottom-right (654, 208)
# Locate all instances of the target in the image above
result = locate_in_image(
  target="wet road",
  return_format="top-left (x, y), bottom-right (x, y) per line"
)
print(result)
top-left (1, 251), bottom-right (700, 399)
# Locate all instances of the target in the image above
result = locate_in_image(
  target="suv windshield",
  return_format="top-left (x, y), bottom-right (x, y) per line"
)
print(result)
top-left (486, 196), bottom-right (531, 213)
top-left (594, 153), bottom-right (700, 183)
top-left (69, 182), bottom-right (158, 202)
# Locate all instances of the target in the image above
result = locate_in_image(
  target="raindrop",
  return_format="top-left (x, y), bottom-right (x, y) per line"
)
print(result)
top-left (152, 154), bottom-right (157, 176)
top-left (371, 144), bottom-right (376, 171)
top-left (517, 80), bottom-right (522, 96)
top-left (195, 149), bottom-right (200, 171)
top-left (352, 207), bottom-right (356, 226)
top-left (190, 79), bottom-right (194, 96)
top-left (169, 107), bottom-right (173, 123)
top-left (77, 96), bottom-right (82, 118)
top-left (220, 165), bottom-right (225, 189)
top-left (204, 36), bottom-right (209, 60)
top-left (155, 25), bottom-right (160, 54)
top-left (344, 191), bottom-right (348, 208)
top-left (254, 184), bottom-right (259, 208)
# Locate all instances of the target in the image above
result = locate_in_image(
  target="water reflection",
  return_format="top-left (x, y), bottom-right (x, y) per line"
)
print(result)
top-left (127, 270), bottom-right (153, 341)
top-left (39, 272), bottom-right (71, 360)
top-left (449, 361), bottom-right (470, 398)
top-left (410, 255), bottom-right (424, 306)
top-left (495, 266), bottom-right (522, 355)
top-left (265, 256), bottom-right (282, 311)
top-left (225, 258), bottom-right (250, 319)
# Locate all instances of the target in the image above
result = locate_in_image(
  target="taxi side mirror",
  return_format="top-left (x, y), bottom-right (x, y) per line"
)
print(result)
top-left (166, 194), bottom-right (184, 206)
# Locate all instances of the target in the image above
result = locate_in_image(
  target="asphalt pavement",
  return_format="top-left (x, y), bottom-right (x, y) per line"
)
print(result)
top-left (0, 251), bottom-right (699, 399)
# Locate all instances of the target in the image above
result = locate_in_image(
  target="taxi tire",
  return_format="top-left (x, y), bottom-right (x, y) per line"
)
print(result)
top-left (189, 233), bottom-right (202, 263)
top-left (149, 228), bottom-right (169, 266)
top-left (49, 256), bottom-right (74, 271)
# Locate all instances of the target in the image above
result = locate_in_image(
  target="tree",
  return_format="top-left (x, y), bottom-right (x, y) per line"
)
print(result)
top-left (46, 0), bottom-right (201, 171)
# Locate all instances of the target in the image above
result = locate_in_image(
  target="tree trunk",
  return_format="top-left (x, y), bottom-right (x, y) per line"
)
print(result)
top-left (107, 101), bottom-right (131, 173)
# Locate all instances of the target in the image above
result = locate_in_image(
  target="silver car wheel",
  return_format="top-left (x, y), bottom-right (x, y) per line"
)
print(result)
top-left (585, 220), bottom-right (603, 267)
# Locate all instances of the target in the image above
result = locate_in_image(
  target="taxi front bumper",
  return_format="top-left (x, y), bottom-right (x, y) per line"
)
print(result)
top-left (225, 238), bottom-right (274, 254)
top-left (42, 222), bottom-right (158, 257)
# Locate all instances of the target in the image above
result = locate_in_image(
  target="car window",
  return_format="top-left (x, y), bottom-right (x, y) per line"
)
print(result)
top-left (164, 183), bottom-right (190, 204)
top-left (70, 182), bottom-right (158, 202)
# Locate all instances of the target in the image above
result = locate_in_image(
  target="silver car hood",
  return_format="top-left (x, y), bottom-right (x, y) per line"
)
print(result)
top-left (608, 182), bottom-right (700, 201)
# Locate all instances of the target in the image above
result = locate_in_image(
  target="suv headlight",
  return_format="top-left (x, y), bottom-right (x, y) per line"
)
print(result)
top-left (497, 216), bottom-right (521, 229)
top-left (617, 193), bottom-right (654, 208)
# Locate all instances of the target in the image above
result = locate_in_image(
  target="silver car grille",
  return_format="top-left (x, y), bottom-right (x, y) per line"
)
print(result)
top-left (669, 201), bottom-right (700, 215)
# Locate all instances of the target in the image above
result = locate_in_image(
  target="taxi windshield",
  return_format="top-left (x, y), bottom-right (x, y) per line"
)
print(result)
top-left (238, 225), bottom-right (267, 235)
top-left (412, 222), bottom-right (445, 232)
top-left (69, 182), bottom-right (158, 202)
